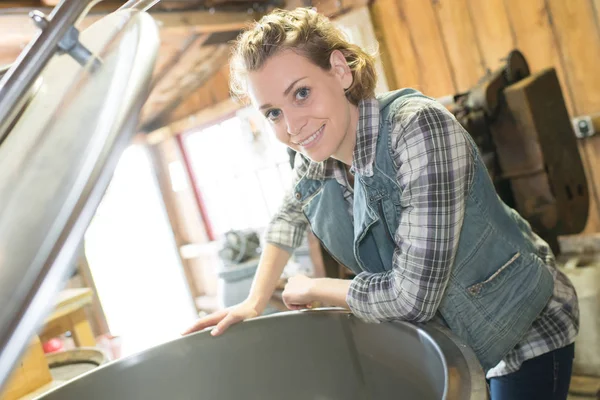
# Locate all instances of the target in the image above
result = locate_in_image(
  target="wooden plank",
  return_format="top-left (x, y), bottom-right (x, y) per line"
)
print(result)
top-left (0, 337), bottom-right (52, 400)
top-left (44, 288), bottom-right (92, 323)
top-left (467, 0), bottom-right (516, 71)
top-left (503, 0), bottom-right (574, 115)
top-left (369, 0), bottom-right (419, 91)
top-left (581, 138), bottom-right (600, 233)
top-left (146, 98), bottom-right (240, 144)
top-left (0, 1), bottom-right (41, 8)
top-left (150, 10), bottom-right (257, 32)
top-left (312, 0), bottom-right (369, 18)
top-left (547, 0), bottom-right (600, 233)
top-left (547, 0), bottom-right (600, 115)
top-left (569, 375), bottom-right (600, 397)
top-left (141, 45), bottom-right (230, 132)
top-left (69, 309), bottom-right (96, 347)
top-left (559, 233), bottom-right (600, 255)
top-left (0, 10), bottom-right (253, 38)
top-left (169, 69), bottom-right (230, 123)
top-left (398, 0), bottom-right (456, 97)
top-left (433, 0), bottom-right (486, 92)
top-left (150, 33), bottom-right (209, 90)
top-left (0, 48), bottom-right (22, 66)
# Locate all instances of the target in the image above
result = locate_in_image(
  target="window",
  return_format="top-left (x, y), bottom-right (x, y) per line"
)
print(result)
top-left (182, 107), bottom-right (293, 238)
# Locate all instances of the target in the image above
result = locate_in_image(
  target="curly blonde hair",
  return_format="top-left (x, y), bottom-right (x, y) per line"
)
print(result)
top-left (229, 7), bottom-right (377, 105)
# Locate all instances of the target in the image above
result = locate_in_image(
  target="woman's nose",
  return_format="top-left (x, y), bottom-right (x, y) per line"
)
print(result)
top-left (286, 115), bottom-right (306, 136)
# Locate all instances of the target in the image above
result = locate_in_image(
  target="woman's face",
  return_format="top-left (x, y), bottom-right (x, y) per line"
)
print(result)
top-left (247, 49), bottom-right (355, 163)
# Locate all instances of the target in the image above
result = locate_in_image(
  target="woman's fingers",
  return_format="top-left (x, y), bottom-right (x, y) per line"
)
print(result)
top-left (212, 313), bottom-right (241, 336)
top-left (181, 309), bottom-right (228, 335)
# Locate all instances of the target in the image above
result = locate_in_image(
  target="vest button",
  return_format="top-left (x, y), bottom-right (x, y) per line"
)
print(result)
top-left (295, 192), bottom-right (301, 200)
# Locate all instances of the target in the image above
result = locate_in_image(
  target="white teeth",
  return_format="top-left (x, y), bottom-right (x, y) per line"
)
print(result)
top-left (299, 126), bottom-right (324, 146)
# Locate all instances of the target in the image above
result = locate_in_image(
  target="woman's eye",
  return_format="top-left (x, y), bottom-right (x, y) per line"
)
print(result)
top-left (266, 109), bottom-right (282, 121)
top-left (295, 87), bottom-right (310, 101)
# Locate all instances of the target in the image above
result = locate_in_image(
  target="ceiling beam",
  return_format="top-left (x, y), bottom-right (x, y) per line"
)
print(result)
top-left (150, 10), bottom-right (260, 32)
top-left (0, 7), bottom-right (261, 33)
top-left (140, 44), bottom-right (230, 132)
top-left (145, 98), bottom-right (241, 144)
top-left (150, 32), bottom-right (209, 90)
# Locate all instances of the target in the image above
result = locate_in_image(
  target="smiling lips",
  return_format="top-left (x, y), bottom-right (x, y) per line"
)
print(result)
top-left (295, 125), bottom-right (325, 148)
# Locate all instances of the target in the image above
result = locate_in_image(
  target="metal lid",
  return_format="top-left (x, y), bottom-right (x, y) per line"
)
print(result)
top-left (0, 9), bottom-right (159, 387)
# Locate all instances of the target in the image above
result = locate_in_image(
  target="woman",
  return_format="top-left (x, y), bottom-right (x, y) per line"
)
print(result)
top-left (183, 8), bottom-right (578, 399)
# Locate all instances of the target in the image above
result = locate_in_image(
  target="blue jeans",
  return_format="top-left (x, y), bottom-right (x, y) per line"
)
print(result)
top-left (488, 343), bottom-right (575, 400)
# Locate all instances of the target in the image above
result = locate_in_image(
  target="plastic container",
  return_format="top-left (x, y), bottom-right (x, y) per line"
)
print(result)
top-left (217, 258), bottom-right (278, 314)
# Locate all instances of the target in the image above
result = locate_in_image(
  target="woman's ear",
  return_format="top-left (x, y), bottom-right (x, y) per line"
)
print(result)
top-left (329, 50), bottom-right (353, 91)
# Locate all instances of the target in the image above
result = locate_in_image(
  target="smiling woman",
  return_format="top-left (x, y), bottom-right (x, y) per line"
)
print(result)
top-left (183, 7), bottom-right (579, 400)
top-left (244, 50), bottom-right (357, 164)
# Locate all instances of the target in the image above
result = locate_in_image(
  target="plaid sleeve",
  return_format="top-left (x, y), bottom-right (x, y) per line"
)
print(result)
top-left (263, 155), bottom-right (309, 252)
top-left (347, 102), bottom-right (475, 323)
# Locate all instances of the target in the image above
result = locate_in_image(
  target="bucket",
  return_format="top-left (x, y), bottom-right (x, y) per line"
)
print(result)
top-left (46, 348), bottom-right (109, 382)
top-left (216, 258), bottom-right (278, 314)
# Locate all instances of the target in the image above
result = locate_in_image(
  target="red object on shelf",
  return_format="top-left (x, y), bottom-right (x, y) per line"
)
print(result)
top-left (42, 338), bottom-right (63, 354)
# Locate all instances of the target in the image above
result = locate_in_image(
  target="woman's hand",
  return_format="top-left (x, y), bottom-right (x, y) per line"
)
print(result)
top-left (283, 275), bottom-right (353, 310)
top-left (282, 274), bottom-right (317, 310)
top-left (181, 299), bottom-right (261, 337)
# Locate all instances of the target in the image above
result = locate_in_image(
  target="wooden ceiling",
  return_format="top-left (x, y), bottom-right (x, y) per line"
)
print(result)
top-left (0, 0), bottom-right (367, 134)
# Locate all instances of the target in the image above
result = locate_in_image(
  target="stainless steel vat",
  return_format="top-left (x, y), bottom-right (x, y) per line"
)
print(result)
top-left (0, 7), bottom-right (159, 388)
top-left (35, 309), bottom-right (488, 400)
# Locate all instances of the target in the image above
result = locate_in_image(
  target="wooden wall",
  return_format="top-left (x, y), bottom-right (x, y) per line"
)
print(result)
top-left (370, 0), bottom-right (600, 233)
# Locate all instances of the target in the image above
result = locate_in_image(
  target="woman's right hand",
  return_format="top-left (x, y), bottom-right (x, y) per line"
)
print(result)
top-left (181, 300), bottom-right (261, 337)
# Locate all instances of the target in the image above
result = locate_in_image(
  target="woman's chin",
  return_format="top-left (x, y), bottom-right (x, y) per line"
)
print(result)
top-left (303, 150), bottom-right (330, 163)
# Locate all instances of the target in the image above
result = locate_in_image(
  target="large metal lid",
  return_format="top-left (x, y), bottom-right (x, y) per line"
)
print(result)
top-left (0, 9), bottom-right (159, 388)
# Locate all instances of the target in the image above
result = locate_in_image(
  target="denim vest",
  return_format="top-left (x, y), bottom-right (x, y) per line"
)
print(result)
top-left (294, 89), bottom-right (554, 370)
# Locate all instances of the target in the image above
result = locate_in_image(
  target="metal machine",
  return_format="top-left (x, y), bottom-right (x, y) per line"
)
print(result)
top-left (441, 50), bottom-right (590, 253)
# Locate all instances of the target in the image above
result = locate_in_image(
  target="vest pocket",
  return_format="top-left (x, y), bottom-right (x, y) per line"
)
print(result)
top-left (467, 252), bottom-right (521, 296)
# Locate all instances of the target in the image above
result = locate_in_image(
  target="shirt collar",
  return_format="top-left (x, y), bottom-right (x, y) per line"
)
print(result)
top-left (304, 97), bottom-right (380, 180)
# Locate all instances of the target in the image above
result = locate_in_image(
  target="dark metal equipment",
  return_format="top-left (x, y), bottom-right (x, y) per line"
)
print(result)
top-left (441, 50), bottom-right (589, 253)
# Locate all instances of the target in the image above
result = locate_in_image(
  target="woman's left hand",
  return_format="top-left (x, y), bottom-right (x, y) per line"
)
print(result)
top-left (282, 274), bottom-right (316, 310)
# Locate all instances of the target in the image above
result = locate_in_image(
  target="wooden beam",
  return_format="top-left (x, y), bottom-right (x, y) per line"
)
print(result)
top-left (0, 1), bottom-right (41, 8)
top-left (311, 0), bottom-right (369, 18)
top-left (0, 9), bottom-right (256, 37)
top-left (140, 44), bottom-right (230, 132)
top-left (369, 0), bottom-right (420, 91)
top-left (432, 0), bottom-right (486, 93)
top-left (150, 32), bottom-right (209, 90)
top-left (547, 0), bottom-right (600, 233)
top-left (145, 98), bottom-right (241, 144)
top-left (467, 0), bottom-right (516, 71)
top-left (150, 10), bottom-right (258, 32)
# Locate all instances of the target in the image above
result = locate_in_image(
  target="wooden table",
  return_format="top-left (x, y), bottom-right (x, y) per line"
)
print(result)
top-left (0, 337), bottom-right (52, 400)
top-left (39, 288), bottom-right (96, 348)
top-left (1, 288), bottom-right (97, 400)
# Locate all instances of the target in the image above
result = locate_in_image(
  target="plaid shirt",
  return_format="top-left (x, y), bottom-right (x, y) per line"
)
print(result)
top-left (265, 97), bottom-right (579, 377)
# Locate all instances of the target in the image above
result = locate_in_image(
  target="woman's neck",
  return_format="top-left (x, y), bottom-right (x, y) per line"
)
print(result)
top-left (332, 100), bottom-right (360, 166)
